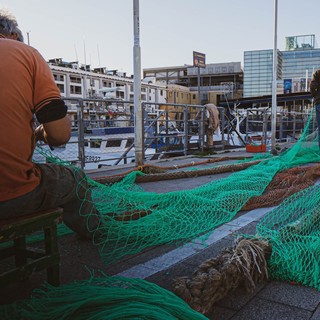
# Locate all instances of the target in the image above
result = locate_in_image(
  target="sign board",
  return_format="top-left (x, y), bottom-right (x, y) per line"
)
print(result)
top-left (193, 51), bottom-right (206, 68)
top-left (283, 79), bottom-right (292, 94)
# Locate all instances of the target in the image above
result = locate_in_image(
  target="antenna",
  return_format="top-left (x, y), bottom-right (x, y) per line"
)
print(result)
top-left (26, 31), bottom-right (31, 45)
top-left (74, 44), bottom-right (78, 61)
top-left (83, 35), bottom-right (87, 66)
top-left (97, 44), bottom-right (101, 67)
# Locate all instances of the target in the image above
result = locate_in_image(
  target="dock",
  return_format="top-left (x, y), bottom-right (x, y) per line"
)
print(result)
top-left (1, 148), bottom-right (320, 320)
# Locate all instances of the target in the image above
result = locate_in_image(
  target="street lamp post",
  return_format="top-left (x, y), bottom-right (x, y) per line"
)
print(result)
top-left (133, 0), bottom-right (143, 166)
top-left (271, 0), bottom-right (278, 153)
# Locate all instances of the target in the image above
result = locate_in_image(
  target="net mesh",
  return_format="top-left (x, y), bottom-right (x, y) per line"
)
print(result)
top-left (0, 276), bottom-right (208, 320)
top-left (33, 110), bottom-right (320, 291)
top-left (2, 111), bottom-right (320, 318)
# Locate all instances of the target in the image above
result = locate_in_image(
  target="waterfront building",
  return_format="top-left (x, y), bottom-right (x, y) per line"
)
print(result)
top-left (243, 34), bottom-right (320, 97)
top-left (48, 58), bottom-right (167, 126)
top-left (143, 62), bottom-right (243, 105)
top-left (282, 35), bottom-right (320, 93)
top-left (243, 49), bottom-right (282, 97)
top-left (49, 58), bottom-right (166, 103)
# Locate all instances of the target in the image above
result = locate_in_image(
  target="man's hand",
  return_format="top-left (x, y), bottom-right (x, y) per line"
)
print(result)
top-left (34, 124), bottom-right (47, 143)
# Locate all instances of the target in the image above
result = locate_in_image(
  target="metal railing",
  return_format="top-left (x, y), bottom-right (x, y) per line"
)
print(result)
top-left (34, 99), bottom-right (315, 170)
top-left (244, 108), bottom-right (315, 146)
top-left (33, 98), bottom-right (245, 170)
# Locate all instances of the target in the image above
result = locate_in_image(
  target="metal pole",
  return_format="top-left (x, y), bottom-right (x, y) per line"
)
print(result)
top-left (133, 0), bottom-right (143, 165)
top-left (197, 67), bottom-right (204, 150)
top-left (197, 66), bottom-right (201, 106)
top-left (183, 106), bottom-right (188, 156)
top-left (77, 99), bottom-right (85, 169)
top-left (271, 0), bottom-right (278, 153)
top-left (27, 31), bottom-right (30, 45)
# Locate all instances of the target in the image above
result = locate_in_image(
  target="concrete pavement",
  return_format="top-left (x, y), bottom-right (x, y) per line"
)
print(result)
top-left (1, 151), bottom-right (320, 319)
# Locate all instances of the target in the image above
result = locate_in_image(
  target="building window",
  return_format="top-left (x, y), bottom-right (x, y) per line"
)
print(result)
top-left (70, 76), bottom-right (82, 84)
top-left (57, 84), bottom-right (64, 93)
top-left (160, 90), bottom-right (163, 96)
top-left (53, 73), bottom-right (64, 82)
top-left (70, 85), bottom-right (82, 94)
top-left (103, 81), bottom-right (113, 87)
top-left (116, 92), bottom-right (125, 99)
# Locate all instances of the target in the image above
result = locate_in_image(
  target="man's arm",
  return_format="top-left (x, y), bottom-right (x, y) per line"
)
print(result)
top-left (35, 116), bottom-right (71, 146)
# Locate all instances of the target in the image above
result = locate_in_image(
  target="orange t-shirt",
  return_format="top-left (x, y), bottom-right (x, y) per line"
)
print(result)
top-left (0, 38), bottom-right (62, 201)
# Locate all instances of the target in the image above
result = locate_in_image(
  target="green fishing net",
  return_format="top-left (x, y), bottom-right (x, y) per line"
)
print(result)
top-left (0, 276), bottom-right (208, 320)
top-left (34, 110), bottom-right (320, 290)
top-left (256, 183), bottom-right (320, 289)
top-left (2, 110), bottom-right (320, 318)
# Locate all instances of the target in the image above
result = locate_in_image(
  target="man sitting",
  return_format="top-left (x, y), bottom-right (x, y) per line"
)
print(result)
top-left (0, 10), bottom-right (99, 239)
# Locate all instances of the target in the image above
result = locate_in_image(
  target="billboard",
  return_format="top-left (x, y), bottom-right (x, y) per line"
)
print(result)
top-left (283, 79), bottom-right (292, 94)
top-left (283, 78), bottom-right (311, 93)
top-left (193, 51), bottom-right (206, 68)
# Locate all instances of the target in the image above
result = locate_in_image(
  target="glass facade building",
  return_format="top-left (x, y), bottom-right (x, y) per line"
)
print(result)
top-left (244, 35), bottom-right (320, 98)
top-left (243, 49), bottom-right (282, 97)
top-left (281, 50), bottom-right (320, 92)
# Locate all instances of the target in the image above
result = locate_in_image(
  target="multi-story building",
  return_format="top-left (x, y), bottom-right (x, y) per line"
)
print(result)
top-left (243, 49), bottom-right (282, 97)
top-left (47, 58), bottom-right (167, 127)
top-left (143, 62), bottom-right (243, 105)
top-left (49, 58), bottom-right (166, 103)
top-left (281, 35), bottom-right (320, 93)
top-left (243, 34), bottom-right (320, 97)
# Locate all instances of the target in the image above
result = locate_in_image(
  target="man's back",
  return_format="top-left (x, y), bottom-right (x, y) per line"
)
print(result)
top-left (0, 38), bottom-right (61, 201)
top-left (0, 9), bottom-right (98, 240)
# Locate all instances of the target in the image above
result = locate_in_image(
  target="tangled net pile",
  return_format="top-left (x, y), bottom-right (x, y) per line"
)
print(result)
top-left (1, 110), bottom-right (320, 318)
top-left (32, 111), bottom-right (320, 293)
top-left (0, 276), bottom-right (207, 320)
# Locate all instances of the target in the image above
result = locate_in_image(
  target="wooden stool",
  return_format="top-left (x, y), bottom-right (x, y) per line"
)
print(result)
top-left (0, 208), bottom-right (62, 287)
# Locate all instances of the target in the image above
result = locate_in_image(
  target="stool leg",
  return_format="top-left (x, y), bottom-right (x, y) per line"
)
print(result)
top-left (44, 225), bottom-right (60, 286)
top-left (14, 237), bottom-right (27, 267)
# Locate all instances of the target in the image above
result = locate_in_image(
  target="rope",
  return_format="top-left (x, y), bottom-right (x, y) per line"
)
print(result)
top-left (93, 159), bottom-right (262, 184)
top-left (97, 156), bottom-right (253, 178)
top-left (172, 237), bottom-right (271, 315)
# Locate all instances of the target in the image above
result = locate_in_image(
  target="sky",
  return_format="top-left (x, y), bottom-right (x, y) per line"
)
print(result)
top-left (1, 0), bottom-right (320, 76)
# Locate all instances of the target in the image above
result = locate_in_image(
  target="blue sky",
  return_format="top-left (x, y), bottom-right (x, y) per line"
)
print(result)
top-left (2, 0), bottom-right (320, 75)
